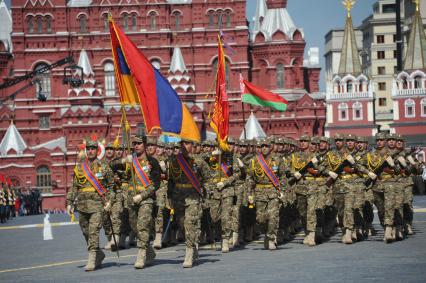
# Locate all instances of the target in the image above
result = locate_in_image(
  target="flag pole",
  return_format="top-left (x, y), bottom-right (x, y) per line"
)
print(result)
top-left (120, 107), bottom-right (138, 198)
top-left (241, 100), bottom-right (247, 140)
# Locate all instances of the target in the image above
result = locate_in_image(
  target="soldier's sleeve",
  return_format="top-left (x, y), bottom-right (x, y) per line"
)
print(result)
top-left (103, 163), bottom-right (116, 204)
top-left (247, 158), bottom-right (255, 196)
top-left (66, 165), bottom-right (80, 207)
top-left (198, 158), bottom-right (212, 196)
top-left (138, 157), bottom-right (161, 201)
top-left (223, 157), bottom-right (241, 186)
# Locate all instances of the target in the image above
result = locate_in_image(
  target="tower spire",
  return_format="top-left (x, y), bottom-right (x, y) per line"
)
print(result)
top-left (403, 0), bottom-right (426, 70)
top-left (338, 0), bottom-right (361, 76)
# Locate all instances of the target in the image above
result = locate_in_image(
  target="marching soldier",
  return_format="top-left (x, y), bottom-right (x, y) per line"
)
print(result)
top-left (247, 138), bottom-right (285, 250)
top-left (168, 139), bottom-right (210, 268)
top-left (102, 142), bottom-right (116, 250)
top-left (67, 138), bottom-right (115, 271)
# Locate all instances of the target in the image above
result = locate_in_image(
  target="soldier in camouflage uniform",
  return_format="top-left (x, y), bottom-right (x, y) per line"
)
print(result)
top-left (247, 138), bottom-right (285, 250)
top-left (153, 140), bottom-right (169, 249)
top-left (66, 139), bottom-right (115, 271)
top-left (102, 142), bottom-right (116, 250)
top-left (128, 135), bottom-right (161, 269)
top-left (168, 139), bottom-right (210, 268)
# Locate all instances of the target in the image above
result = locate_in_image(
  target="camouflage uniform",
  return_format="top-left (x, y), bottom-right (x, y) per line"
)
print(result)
top-left (153, 153), bottom-right (169, 248)
top-left (168, 147), bottom-right (210, 267)
top-left (67, 142), bottom-right (115, 271)
top-left (247, 139), bottom-right (285, 250)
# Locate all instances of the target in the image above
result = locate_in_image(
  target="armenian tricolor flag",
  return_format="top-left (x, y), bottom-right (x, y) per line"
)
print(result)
top-left (109, 18), bottom-right (200, 142)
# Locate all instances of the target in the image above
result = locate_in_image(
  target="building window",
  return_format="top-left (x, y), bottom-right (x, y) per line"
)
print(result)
top-left (104, 62), bottom-right (116, 97)
top-left (393, 50), bottom-right (397, 59)
top-left (378, 82), bottom-right (386, 91)
top-left (39, 115), bottom-right (50, 129)
top-left (377, 51), bottom-right (385, 59)
top-left (37, 17), bottom-right (43, 33)
top-left (393, 34), bottom-right (397, 43)
top-left (346, 80), bottom-right (353, 92)
top-left (79, 15), bottom-right (87, 33)
top-left (28, 16), bottom-right (34, 33)
top-left (149, 11), bottom-right (157, 30)
top-left (122, 13), bottom-right (129, 31)
top-left (276, 63), bottom-right (284, 89)
top-left (103, 14), bottom-right (109, 32)
top-left (172, 11), bottom-right (181, 30)
top-left (414, 76), bottom-right (423, 89)
top-left (379, 97), bottom-right (387, 106)
top-left (35, 63), bottom-right (51, 99)
top-left (46, 16), bottom-right (52, 33)
top-left (353, 101), bottom-right (363, 120)
top-left (382, 4), bottom-right (396, 13)
top-left (213, 58), bottom-right (230, 89)
top-left (217, 12), bottom-right (223, 29)
top-left (378, 66), bottom-right (385, 75)
top-left (338, 103), bottom-right (349, 121)
top-left (131, 14), bottom-right (137, 31)
top-left (421, 98), bottom-right (426, 117)
top-left (225, 11), bottom-right (232, 28)
top-left (208, 12), bottom-right (215, 28)
top-left (36, 166), bottom-right (51, 190)
top-left (377, 35), bottom-right (385, 44)
top-left (405, 99), bottom-right (415, 118)
top-left (151, 59), bottom-right (161, 70)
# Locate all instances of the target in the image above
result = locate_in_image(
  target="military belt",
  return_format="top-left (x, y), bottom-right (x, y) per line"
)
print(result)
top-left (255, 184), bottom-right (274, 189)
top-left (175, 183), bottom-right (193, 189)
top-left (128, 186), bottom-right (148, 192)
top-left (380, 175), bottom-right (394, 180)
top-left (305, 177), bottom-right (325, 180)
top-left (340, 174), bottom-right (357, 179)
top-left (80, 187), bottom-right (96, 193)
top-left (213, 177), bottom-right (228, 182)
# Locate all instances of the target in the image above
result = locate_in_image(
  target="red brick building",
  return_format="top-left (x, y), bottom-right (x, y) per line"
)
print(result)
top-left (0, 0), bottom-right (324, 210)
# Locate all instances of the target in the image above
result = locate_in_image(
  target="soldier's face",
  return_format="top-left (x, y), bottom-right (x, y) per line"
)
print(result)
top-left (319, 141), bottom-right (328, 151)
top-left (278, 144), bottom-right (284, 152)
top-left (387, 139), bottom-right (396, 148)
top-left (396, 140), bottom-right (404, 149)
top-left (173, 147), bottom-right (180, 155)
top-left (156, 147), bottom-right (164, 156)
top-left (309, 143), bottom-right (317, 152)
top-left (182, 141), bottom-right (193, 154)
top-left (346, 140), bottom-right (355, 150)
top-left (356, 142), bottom-right (364, 151)
top-left (146, 144), bottom-right (157, 155)
top-left (239, 146), bottom-right (248, 154)
top-left (376, 139), bottom-right (385, 148)
top-left (228, 144), bottom-right (234, 152)
top-left (86, 146), bottom-right (98, 159)
top-left (115, 149), bottom-right (124, 158)
top-left (299, 141), bottom-right (309, 150)
top-left (260, 144), bottom-right (270, 155)
top-left (166, 148), bottom-right (173, 156)
top-left (335, 140), bottom-right (343, 149)
top-left (133, 141), bottom-right (145, 154)
top-left (105, 148), bottom-right (115, 159)
top-left (194, 145), bottom-right (201, 154)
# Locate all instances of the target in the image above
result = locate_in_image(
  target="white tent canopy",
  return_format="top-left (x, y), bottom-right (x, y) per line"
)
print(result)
top-left (240, 111), bottom-right (266, 140)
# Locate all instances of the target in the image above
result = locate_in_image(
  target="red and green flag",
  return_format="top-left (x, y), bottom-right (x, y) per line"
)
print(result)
top-left (239, 74), bottom-right (288, 112)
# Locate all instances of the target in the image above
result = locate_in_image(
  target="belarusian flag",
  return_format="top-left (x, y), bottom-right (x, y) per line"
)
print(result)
top-left (239, 74), bottom-right (288, 112)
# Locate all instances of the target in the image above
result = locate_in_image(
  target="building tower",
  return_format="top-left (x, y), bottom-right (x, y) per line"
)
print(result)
top-left (325, 0), bottom-right (377, 137)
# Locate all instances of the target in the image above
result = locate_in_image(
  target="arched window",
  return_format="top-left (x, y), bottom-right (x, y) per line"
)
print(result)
top-left (46, 16), bottom-right (52, 33)
top-left (79, 15), bottom-right (87, 33)
top-left (276, 63), bottom-right (285, 89)
top-left (402, 78), bottom-right (408, 89)
top-left (338, 102), bottom-right (349, 121)
top-left (150, 59), bottom-right (161, 70)
top-left (122, 13), bottom-right (129, 31)
top-left (414, 76), bottom-right (423, 89)
top-left (359, 80), bottom-right (364, 92)
top-left (217, 12), bottom-right (223, 29)
top-left (149, 11), bottom-right (157, 30)
top-left (103, 14), bottom-right (109, 32)
top-left (35, 63), bottom-right (51, 99)
top-left (131, 14), bottom-right (137, 31)
top-left (353, 101), bottom-right (363, 120)
top-left (28, 16), bottom-right (34, 33)
top-left (346, 80), bottom-right (353, 93)
top-left (172, 11), bottom-right (181, 30)
top-left (208, 11), bottom-right (215, 27)
top-left (212, 58), bottom-right (230, 89)
top-left (37, 16), bottom-right (43, 33)
top-left (405, 99), bottom-right (415, 118)
top-left (104, 62), bottom-right (116, 97)
top-left (421, 98), bottom-right (426, 117)
top-left (36, 166), bottom-right (51, 190)
top-left (225, 10), bottom-right (232, 28)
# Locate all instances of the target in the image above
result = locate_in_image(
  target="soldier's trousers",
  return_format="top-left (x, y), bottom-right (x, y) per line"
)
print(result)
top-left (373, 184), bottom-right (397, 227)
top-left (403, 183), bottom-right (414, 225)
top-left (352, 182), bottom-right (366, 228)
top-left (78, 210), bottom-right (103, 252)
top-left (363, 188), bottom-right (375, 226)
top-left (210, 196), bottom-right (233, 240)
top-left (155, 185), bottom-right (168, 234)
top-left (172, 195), bottom-right (202, 248)
top-left (102, 197), bottom-right (123, 239)
top-left (296, 192), bottom-right (317, 233)
top-left (255, 198), bottom-right (280, 241)
top-left (121, 190), bottom-right (131, 237)
top-left (129, 201), bottom-right (154, 249)
top-left (394, 184), bottom-right (405, 227)
top-left (230, 185), bottom-right (243, 234)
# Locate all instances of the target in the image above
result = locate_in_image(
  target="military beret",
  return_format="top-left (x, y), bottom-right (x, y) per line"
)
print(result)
top-left (227, 137), bottom-right (235, 145)
top-left (311, 137), bottom-right (320, 144)
top-left (157, 141), bottom-right (165, 147)
top-left (334, 133), bottom-right (344, 140)
top-left (387, 133), bottom-right (397, 140)
top-left (86, 139), bottom-right (98, 148)
top-left (132, 134), bottom-right (146, 143)
top-left (299, 135), bottom-right (311, 142)
top-left (164, 142), bottom-right (174, 149)
top-left (346, 134), bottom-right (356, 141)
top-left (256, 138), bottom-right (268, 146)
top-left (356, 136), bottom-right (367, 143)
top-left (105, 142), bottom-right (115, 149)
top-left (319, 136), bottom-right (329, 143)
top-left (375, 132), bottom-right (387, 140)
top-left (396, 134), bottom-right (404, 141)
top-left (117, 144), bottom-right (125, 150)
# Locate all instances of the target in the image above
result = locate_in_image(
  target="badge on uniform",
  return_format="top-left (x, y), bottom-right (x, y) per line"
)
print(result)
top-left (95, 172), bottom-right (103, 179)
top-left (142, 165), bottom-right (150, 172)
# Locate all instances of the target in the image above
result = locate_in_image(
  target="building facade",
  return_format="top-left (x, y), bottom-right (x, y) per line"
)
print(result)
top-left (0, 0), bottom-right (324, 210)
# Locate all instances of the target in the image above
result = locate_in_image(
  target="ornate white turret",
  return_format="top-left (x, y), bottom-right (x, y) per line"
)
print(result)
top-left (68, 49), bottom-right (102, 98)
top-left (167, 47), bottom-right (195, 93)
top-left (0, 0), bottom-right (12, 53)
top-left (240, 112), bottom-right (266, 140)
top-left (0, 121), bottom-right (27, 156)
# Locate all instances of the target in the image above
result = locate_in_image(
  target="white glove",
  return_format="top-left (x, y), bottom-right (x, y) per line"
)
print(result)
top-left (248, 195), bottom-right (254, 204)
top-left (294, 172), bottom-right (302, 180)
top-left (368, 171), bottom-right (377, 180)
top-left (397, 156), bottom-right (407, 168)
top-left (328, 171), bottom-right (338, 179)
top-left (217, 182), bottom-right (225, 189)
top-left (237, 158), bottom-right (244, 168)
top-left (125, 154), bottom-right (133, 163)
top-left (159, 161), bottom-right (167, 172)
top-left (311, 157), bottom-right (318, 165)
top-left (133, 194), bottom-right (142, 204)
top-left (66, 205), bottom-right (74, 215)
top-left (407, 155), bottom-right (416, 165)
top-left (279, 192), bottom-right (285, 200)
top-left (212, 149), bottom-right (222, 156)
top-left (386, 156), bottom-right (395, 167)
top-left (104, 202), bottom-right (111, 212)
top-left (346, 154), bottom-right (355, 165)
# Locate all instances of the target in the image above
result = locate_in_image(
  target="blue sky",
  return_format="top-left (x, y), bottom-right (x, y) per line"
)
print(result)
top-left (247, 0), bottom-right (377, 91)
top-left (4, 0), bottom-right (376, 90)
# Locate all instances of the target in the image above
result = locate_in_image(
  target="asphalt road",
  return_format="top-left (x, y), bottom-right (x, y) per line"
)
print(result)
top-left (1, 197), bottom-right (426, 283)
